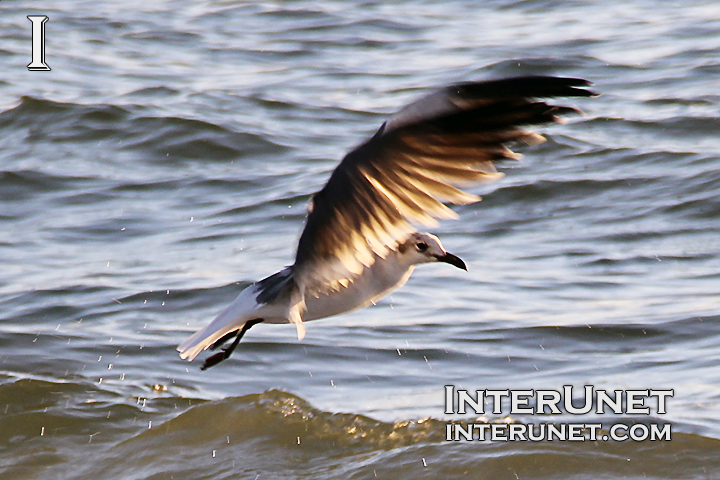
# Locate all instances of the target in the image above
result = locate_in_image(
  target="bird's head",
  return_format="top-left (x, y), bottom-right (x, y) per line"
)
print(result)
top-left (397, 232), bottom-right (467, 270)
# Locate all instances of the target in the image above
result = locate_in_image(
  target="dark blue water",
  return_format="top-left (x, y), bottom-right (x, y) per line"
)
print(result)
top-left (2, 1), bottom-right (720, 479)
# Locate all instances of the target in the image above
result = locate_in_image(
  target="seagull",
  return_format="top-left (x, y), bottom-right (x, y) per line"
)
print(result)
top-left (177, 75), bottom-right (596, 370)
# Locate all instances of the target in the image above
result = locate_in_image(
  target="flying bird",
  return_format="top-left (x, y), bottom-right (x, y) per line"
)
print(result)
top-left (177, 75), bottom-right (595, 370)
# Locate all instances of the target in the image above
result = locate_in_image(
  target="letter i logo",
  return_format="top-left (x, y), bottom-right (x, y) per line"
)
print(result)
top-left (27, 15), bottom-right (51, 71)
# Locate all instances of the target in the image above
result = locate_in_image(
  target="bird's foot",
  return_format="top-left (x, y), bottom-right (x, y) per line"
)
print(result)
top-left (199, 318), bottom-right (264, 371)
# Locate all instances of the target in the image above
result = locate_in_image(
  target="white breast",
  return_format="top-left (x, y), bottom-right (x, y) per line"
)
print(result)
top-left (303, 254), bottom-right (415, 321)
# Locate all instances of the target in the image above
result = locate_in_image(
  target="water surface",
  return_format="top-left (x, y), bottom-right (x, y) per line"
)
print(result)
top-left (1, 1), bottom-right (720, 479)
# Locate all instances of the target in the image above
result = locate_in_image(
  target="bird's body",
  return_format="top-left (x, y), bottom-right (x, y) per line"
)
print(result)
top-left (177, 75), bottom-right (595, 369)
top-left (177, 233), bottom-right (459, 365)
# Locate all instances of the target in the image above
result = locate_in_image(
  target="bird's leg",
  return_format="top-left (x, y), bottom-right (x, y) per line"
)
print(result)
top-left (200, 319), bottom-right (264, 371)
top-left (209, 330), bottom-right (238, 351)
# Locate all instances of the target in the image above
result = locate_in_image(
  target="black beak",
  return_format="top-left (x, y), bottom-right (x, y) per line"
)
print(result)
top-left (436, 252), bottom-right (467, 271)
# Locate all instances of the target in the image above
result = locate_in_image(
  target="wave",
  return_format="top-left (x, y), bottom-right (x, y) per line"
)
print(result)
top-left (0, 96), bottom-right (288, 165)
top-left (1, 383), bottom-right (719, 480)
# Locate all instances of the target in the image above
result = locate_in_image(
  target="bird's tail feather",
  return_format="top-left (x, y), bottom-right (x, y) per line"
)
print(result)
top-left (177, 286), bottom-right (261, 361)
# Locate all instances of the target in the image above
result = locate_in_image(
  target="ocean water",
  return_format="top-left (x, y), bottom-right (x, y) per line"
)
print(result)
top-left (2, 1), bottom-right (720, 479)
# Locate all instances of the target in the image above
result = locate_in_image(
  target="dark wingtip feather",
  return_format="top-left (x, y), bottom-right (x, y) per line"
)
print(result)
top-left (562, 78), bottom-right (600, 98)
top-left (455, 76), bottom-right (598, 99)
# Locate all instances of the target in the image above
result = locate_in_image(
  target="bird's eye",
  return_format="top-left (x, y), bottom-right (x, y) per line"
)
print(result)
top-left (416, 242), bottom-right (428, 252)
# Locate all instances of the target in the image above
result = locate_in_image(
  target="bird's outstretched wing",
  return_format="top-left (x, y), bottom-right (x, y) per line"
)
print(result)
top-left (294, 76), bottom-right (596, 295)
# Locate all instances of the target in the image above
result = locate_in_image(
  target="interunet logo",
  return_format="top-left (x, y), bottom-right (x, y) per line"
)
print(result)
top-left (444, 385), bottom-right (673, 442)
